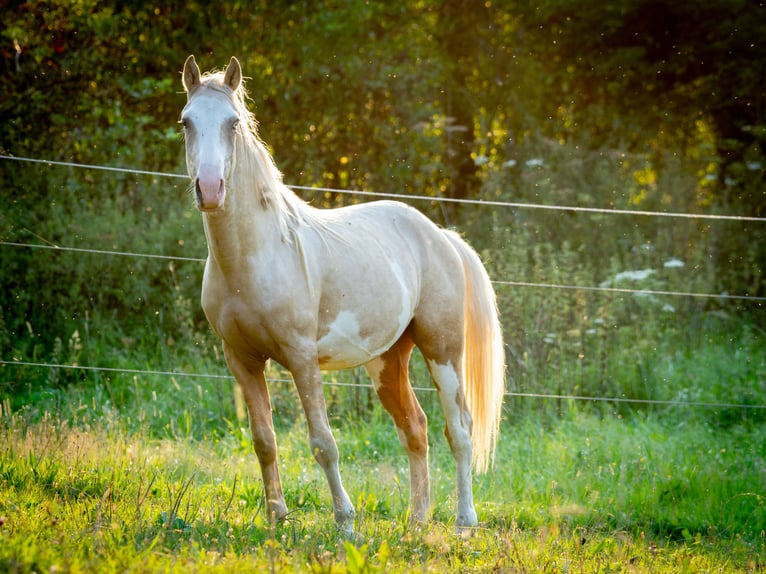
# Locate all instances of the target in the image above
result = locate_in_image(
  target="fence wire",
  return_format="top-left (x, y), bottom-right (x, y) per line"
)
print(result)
top-left (3, 239), bottom-right (764, 301)
top-left (2, 359), bottom-right (764, 411)
top-left (1, 153), bottom-right (765, 411)
top-left (3, 153), bottom-right (766, 222)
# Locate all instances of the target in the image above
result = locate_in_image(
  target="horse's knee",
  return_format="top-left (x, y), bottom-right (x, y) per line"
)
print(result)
top-left (309, 432), bottom-right (339, 468)
top-left (251, 426), bottom-right (278, 464)
top-left (401, 411), bottom-right (428, 457)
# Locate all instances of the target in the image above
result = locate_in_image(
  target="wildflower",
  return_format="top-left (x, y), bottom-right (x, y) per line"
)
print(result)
top-left (663, 258), bottom-right (685, 268)
top-left (600, 269), bottom-right (655, 287)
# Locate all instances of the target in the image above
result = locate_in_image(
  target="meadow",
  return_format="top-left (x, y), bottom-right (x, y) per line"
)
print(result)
top-left (1, 318), bottom-right (765, 572)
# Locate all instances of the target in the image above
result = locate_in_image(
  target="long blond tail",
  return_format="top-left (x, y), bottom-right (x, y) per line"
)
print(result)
top-left (445, 231), bottom-right (506, 473)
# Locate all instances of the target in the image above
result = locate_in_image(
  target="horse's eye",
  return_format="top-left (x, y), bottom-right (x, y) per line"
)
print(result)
top-left (232, 119), bottom-right (240, 132)
top-left (179, 118), bottom-right (189, 130)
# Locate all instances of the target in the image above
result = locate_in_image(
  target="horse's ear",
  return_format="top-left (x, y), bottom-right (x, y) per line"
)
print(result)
top-left (182, 55), bottom-right (201, 94)
top-left (224, 57), bottom-right (242, 92)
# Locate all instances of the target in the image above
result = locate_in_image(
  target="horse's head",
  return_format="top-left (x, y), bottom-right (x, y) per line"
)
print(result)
top-left (180, 55), bottom-right (243, 212)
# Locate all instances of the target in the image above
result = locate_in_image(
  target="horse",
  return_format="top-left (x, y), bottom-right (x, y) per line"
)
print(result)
top-left (180, 55), bottom-right (505, 534)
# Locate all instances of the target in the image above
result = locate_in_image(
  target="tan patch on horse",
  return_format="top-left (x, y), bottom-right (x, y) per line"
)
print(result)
top-left (370, 337), bottom-right (428, 456)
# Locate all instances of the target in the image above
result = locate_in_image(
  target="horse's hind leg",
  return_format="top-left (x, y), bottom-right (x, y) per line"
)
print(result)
top-left (223, 343), bottom-right (288, 523)
top-left (426, 357), bottom-right (476, 527)
top-left (365, 334), bottom-right (430, 523)
top-left (412, 327), bottom-right (477, 528)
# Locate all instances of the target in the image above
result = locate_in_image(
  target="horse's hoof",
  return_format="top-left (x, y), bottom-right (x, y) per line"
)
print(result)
top-left (267, 500), bottom-right (288, 524)
top-left (338, 519), bottom-right (355, 539)
top-left (456, 508), bottom-right (478, 529)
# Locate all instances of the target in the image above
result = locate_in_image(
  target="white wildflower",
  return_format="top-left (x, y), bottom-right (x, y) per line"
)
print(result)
top-left (607, 269), bottom-right (655, 284)
top-left (663, 258), bottom-right (685, 268)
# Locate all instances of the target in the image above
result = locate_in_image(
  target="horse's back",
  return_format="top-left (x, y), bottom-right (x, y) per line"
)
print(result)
top-left (316, 200), bottom-right (461, 292)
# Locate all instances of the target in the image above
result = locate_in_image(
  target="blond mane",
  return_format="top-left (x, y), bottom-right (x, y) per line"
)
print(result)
top-left (196, 70), bottom-right (316, 245)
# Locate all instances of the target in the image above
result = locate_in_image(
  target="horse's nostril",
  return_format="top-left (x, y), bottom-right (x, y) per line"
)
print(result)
top-left (195, 174), bottom-right (226, 211)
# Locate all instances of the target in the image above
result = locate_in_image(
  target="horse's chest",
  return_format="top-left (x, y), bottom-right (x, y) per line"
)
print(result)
top-left (205, 296), bottom-right (263, 349)
top-left (201, 272), bottom-right (282, 356)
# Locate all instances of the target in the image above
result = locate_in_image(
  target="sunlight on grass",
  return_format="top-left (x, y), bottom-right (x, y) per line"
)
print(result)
top-left (1, 410), bottom-right (763, 572)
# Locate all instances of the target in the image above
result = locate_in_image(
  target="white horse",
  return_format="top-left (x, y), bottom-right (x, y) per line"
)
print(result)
top-left (180, 55), bottom-right (505, 534)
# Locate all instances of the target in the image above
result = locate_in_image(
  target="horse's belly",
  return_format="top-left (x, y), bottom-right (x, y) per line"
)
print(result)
top-left (316, 309), bottom-right (407, 370)
top-left (316, 248), bottom-right (417, 370)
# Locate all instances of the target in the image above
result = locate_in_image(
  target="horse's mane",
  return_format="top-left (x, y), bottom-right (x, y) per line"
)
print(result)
top-left (197, 71), bottom-right (317, 245)
top-left (194, 71), bottom-right (344, 297)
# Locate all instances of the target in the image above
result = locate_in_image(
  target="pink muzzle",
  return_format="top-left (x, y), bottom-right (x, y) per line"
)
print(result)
top-left (195, 163), bottom-right (225, 211)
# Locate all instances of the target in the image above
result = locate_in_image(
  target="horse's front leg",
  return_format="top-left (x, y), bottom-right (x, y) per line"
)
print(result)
top-left (223, 343), bottom-right (288, 523)
top-left (288, 357), bottom-right (355, 535)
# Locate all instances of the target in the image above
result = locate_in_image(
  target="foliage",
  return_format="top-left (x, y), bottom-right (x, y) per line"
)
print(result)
top-left (516, 0), bottom-right (766, 296)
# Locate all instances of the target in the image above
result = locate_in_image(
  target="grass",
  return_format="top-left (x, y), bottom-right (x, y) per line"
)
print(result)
top-left (1, 244), bottom-right (765, 571)
top-left (1, 400), bottom-right (764, 572)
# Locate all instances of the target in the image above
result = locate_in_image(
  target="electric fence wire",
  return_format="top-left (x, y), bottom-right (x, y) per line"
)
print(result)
top-left (2, 156), bottom-right (766, 301)
top-left (2, 359), bottom-right (764, 411)
top-left (1, 154), bottom-right (765, 410)
top-left (3, 154), bottom-right (766, 222)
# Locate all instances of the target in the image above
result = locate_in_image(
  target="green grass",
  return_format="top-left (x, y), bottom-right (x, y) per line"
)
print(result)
top-left (1, 402), bottom-right (764, 572)
top-left (1, 315), bottom-right (765, 571)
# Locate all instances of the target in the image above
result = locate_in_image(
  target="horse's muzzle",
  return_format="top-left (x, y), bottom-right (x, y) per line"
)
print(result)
top-left (195, 163), bottom-right (226, 211)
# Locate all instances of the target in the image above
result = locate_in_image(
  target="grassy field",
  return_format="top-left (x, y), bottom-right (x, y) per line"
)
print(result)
top-left (1, 382), bottom-right (764, 572)
top-left (2, 287), bottom-right (765, 572)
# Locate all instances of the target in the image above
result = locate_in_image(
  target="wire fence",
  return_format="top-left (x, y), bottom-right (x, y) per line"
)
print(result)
top-left (3, 155), bottom-right (766, 302)
top-left (3, 153), bottom-right (766, 222)
top-left (1, 154), bottom-right (765, 412)
top-left (2, 359), bottom-right (764, 411)
top-left (4, 240), bottom-right (765, 302)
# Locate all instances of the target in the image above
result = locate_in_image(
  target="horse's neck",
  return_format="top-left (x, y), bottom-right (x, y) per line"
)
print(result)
top-left (204, 199), bottom-right (266, 271)
top-left (203, 197), bottom-right (278, 266)
top-left (202, 138), bottom-right (295, 270)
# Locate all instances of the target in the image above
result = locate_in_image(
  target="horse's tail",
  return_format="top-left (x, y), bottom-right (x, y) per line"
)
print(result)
top-left (445, 231), bottom-right (506, 473)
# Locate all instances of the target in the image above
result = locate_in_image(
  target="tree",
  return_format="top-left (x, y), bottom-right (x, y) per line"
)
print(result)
top-left (521, 0), bottom-right (765, 195)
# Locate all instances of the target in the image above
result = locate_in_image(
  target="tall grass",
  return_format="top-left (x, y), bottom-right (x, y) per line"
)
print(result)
top-left (1, 404), bottom-right (764, 572)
